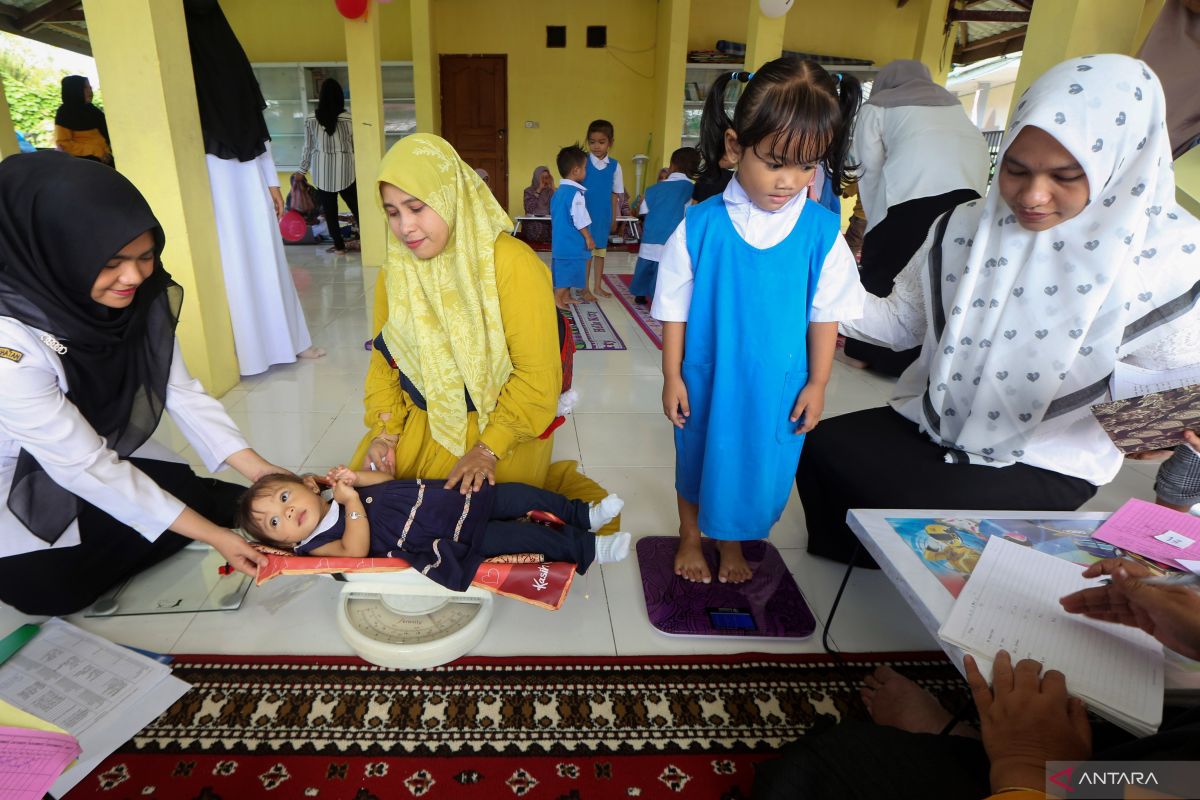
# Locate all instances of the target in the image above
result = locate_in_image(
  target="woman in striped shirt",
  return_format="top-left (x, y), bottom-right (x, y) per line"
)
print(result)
top-left (298, 79), bottom-right (359, 254)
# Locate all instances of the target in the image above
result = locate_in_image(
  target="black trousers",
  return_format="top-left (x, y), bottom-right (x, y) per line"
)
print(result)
top-left (317, 182), bottom-right (360, 251)
top-left (478, 483), bottom-right (596, 571)
top-left (796, 407), bottom-right (1097, 566)
top-left (843, 188), bottom-right (979, 377)
top-left (0, 458), bottom-right (245, 616)
top-left (753, 708), bottom-right (1200, 800)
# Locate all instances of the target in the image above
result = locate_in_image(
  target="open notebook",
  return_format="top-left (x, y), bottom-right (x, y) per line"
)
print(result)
top-left (939, 537), bottom-right (1164, 736)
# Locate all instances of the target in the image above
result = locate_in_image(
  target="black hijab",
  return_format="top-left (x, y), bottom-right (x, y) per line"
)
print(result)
top-left (54, 75), bottom-right (109, 142)
top-left (0, 152), bottom-right (182, 543)
top-left (183, 0), bottom-right (271, 162)
top-left (315, 78), bottom-right (345, 136)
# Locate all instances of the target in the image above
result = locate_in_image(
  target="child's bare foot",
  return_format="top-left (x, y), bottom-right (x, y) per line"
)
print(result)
top-left (674, 527), bottom-right (711, 583)
top-left (716, 540), bottom-right (752, 583)
top-left (860, 666), bottom-right (978, 737)
top-left (593, 282), bottom-right (613, 298)
top-left (580, 289), bottom-right (598, 302)
top-left (298, 346), bottom-right (326, 359)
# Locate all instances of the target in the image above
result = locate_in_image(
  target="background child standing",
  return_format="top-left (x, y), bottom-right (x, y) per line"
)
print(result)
top-left (629, 146), bottom-right (700, 305)
top-left (652, 59), bottom-right (865, 584)
top-left (550, 145), bottom-right (595, 310)
top-left (582, 119), bottom-right (623, 300)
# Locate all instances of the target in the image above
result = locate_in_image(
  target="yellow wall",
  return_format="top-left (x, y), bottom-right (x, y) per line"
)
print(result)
top-left (689, 0), bottom-right (930, 70)
top-left (223, 0), bottom-right (414, 62)
top-left (432, 0), bottom-right (659, 216)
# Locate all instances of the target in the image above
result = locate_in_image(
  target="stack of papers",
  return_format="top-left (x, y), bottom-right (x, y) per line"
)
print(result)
top-left (0, 618), bottom-right (190, 797)
top-left (1093, 499), bottom-right (1200, 573)
top-left (939, 538), bottom-right (1163, 736)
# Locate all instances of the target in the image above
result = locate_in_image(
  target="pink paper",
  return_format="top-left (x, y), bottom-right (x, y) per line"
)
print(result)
top-left (0, 726), bottom-right (81, 799)
top-left (1094, 498), bottom-right (1200, 569)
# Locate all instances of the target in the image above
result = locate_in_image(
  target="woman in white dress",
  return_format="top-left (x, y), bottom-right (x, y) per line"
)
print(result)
top-left (183, 0), bottom-right (322, 376)
top-left (0, 153), bottom-right (281, 614)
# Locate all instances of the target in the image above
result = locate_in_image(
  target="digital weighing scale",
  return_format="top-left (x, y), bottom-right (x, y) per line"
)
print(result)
top-left (335, 570), bottom-right (495, 669)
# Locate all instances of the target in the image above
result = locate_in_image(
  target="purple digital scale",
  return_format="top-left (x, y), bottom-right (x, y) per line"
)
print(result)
top-left (636, 536), bottom-right (817, 638)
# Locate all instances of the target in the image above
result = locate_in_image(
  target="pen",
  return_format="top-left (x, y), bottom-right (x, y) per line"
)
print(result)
top-left (1138, 572), bottom-right (1200, 588)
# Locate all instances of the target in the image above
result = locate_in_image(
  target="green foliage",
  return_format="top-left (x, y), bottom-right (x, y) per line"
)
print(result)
top-left (1, 70), bottom-right (62, 147)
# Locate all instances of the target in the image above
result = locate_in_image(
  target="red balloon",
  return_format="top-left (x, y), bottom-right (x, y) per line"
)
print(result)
top-left (279, 210), bottom-right (308, 243)
top-left (335, 0), bottom-right (368, 19)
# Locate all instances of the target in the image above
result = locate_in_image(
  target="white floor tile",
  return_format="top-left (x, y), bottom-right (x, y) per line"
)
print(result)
top-left (173, 577), bottom-right (356, 655)
top-left (571, 372), bottom-right (664, 414)
top-left (574, 413), bottom-right (675, 468)
top-left (473, 571), bottom-right (616, 657)
top-left (778, 548), bottom-right (939, 654)
top-left (225, 409), bottom-right (337, 467)
top-left (304, 410), bottom-right (373, 468)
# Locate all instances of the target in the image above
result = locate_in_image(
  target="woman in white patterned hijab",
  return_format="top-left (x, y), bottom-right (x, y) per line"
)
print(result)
top-left (799, 54), bottom-right (1200, 565)
top-left (915, 53), bottom-right (1200, 466)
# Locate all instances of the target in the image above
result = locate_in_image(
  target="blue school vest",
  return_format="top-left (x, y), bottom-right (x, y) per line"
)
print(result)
top-left (675, 194), bottom-right (839, 539)
top-left (550, 184), bottom-right (590, 261)
top-left (641, 179), bottom-right (694, 247)
top-left (583, 157), bottom-right (617, 245)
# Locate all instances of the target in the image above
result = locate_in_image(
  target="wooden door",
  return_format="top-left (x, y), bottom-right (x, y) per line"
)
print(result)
top-left (440, 55), bottom-right (508, 208)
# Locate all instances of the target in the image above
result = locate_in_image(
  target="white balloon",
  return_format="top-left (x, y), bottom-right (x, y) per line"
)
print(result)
top-left (758, 0), bottom-right (794, 18)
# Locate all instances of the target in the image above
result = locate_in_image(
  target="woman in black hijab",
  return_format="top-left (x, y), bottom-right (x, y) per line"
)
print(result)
top-left (182, 0), bottom-right (322, 375)
top-left (54, 75), bottom-right (112, 165)
top-left (0, 152), bottom-right (283, 616)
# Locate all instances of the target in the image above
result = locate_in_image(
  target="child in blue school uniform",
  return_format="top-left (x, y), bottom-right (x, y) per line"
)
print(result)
top-left (550, 144), bottom-right (595, 310)
top-left (629, 147), bottom-right (701, 304)
top-left (582, 119), bottom-right (623, 301)
top-left (652, 59), bottom-right (866, 584)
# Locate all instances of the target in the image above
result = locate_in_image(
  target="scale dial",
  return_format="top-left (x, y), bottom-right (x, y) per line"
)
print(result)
top-left (337, 588), bottom-right (494, 669)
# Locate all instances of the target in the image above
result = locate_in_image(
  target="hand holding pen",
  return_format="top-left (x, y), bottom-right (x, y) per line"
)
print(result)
top-left (1059, 557), bottom-right (1200, 661)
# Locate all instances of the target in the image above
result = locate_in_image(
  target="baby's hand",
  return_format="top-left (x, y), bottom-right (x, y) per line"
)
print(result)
top-left (326, 465), bottom-right (357, 486)
top-left (332, 478), bottom-right (358, 505)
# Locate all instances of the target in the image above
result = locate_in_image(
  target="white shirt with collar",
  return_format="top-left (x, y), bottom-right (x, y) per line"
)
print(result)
top-left (0, 317), bottom-right (250, 558)
top-left (651, 175), bottom-right (865, 324)
top-left (559, 179), bottom-right (592, 230)
top-left (588, 153), bottom-right (625, 194)
top-left (637, 172), bottom-right (693, 263)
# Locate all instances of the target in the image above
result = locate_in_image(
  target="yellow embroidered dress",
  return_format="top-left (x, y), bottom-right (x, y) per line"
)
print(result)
top-left (350, 135), bottom-right (615, 527)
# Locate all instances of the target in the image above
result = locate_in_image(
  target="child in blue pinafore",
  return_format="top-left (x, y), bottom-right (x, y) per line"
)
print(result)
top-left (582, 119), bottom-right (623, 301)
top-left (550, 144), bottom-right (595, 310)
top-left (629, 147), bottom-right (700, 304)
top-left (652, 59), bottom-right (866, 585)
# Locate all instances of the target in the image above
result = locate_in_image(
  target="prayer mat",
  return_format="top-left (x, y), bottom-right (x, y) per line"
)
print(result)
top-left (637, 536), bottom-right (817, 638)
top-left (605, 273), bottom-right (663, 350)
top-left (62, 652), bottom-right (969, 800)
top-left (563, 298), bottom-right (626, 351)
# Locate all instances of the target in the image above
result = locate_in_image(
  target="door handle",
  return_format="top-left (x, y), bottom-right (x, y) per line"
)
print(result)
top-left (498, 129), bottom-right (507, 140)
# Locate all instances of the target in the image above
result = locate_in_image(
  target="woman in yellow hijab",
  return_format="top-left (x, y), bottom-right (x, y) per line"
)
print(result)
top-left (350, 135), bottom-right (613, 522)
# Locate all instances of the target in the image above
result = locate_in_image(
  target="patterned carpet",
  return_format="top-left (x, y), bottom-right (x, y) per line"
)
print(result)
top-left (605, 273), bottom-right (663, 350)
top-left (62, 652), bottom-right (969, 799)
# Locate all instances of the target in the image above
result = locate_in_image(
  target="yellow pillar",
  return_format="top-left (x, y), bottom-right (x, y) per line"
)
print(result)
top-left (1011, 0), bottom-right (1145, 112)
top-left (1133, 0), bottom-right (1166, 52)
top-left (651, 0), bottom-right (690, 172)
top-left (913, 0), bottom-right (955, 84)
top-left (744, 3), bottom-right (785, 72)
top-left (82, 0), bottom-right (239, 394)
top-left (410, 0), bottom-right (440, 135)
top-left (1177, 148), bottom-right (1200, 219)
top-left (0, 74), bottom-right (20, 159)
top-left (345, 6), bottom-right (387, 269)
